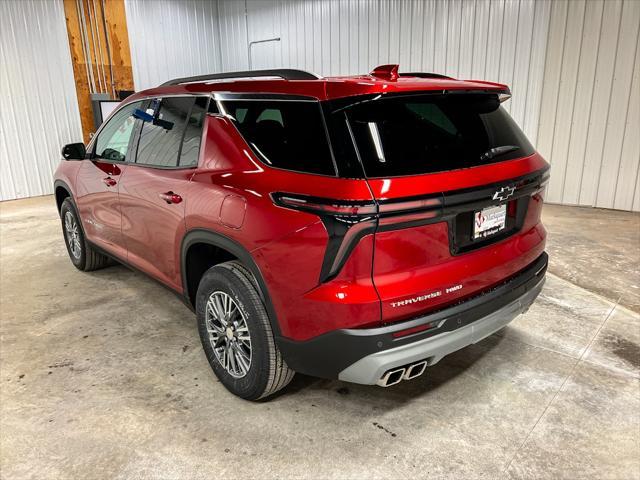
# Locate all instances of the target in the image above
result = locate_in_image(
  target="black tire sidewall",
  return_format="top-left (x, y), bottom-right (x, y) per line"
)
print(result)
top-left (60, 198), bottom-right (86, 270)
top-left (196, 265), bottom-right (272, 400)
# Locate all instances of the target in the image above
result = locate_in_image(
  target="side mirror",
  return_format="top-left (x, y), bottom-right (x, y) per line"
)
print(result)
top-left (61, 143), bottom-right (86, 160)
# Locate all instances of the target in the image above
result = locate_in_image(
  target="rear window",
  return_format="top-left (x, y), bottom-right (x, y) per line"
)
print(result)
top-left (222, 100), bottom-right (336, 176)
top-left (338, 94), bottom-right (534, 177)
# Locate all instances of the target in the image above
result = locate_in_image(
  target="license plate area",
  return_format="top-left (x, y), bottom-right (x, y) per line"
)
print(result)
top-left (450, 197), bottom-right (529, 255)
top-left (474, 204), bottom-right (506, 239)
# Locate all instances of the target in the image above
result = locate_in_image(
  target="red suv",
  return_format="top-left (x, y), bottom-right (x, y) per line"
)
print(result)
top-left (55, 65), bottom-right (548, 400)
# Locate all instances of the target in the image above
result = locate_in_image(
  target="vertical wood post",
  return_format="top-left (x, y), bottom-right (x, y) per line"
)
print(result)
top-left (62, 0), bottom-right (134, 143)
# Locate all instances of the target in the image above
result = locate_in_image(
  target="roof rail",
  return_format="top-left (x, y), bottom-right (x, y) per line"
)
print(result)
top-left (160, 69), bottom-right (320, 86)
top-left (399, 72), bottom-right (455, 80)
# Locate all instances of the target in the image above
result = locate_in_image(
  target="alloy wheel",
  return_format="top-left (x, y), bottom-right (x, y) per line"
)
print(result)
top-left (64, 211), bottom-right (82, 259)
top-left (205, 291), bottom-right (252, 378)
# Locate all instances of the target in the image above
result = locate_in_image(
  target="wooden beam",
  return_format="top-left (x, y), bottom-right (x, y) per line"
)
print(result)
top-left (102, 0), bottom-right (134, 92)
top-left (62, 0), bottom-right (134, 143)
top-left (63, 0), bottom-right (93, 143)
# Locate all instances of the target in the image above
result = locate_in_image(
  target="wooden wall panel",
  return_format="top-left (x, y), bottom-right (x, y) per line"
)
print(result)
top-left (102, 0), bottom-right (134, 91)
top-left (62, 0), bottom-right (133, 143)
top-left (62, 0), bottom-right (92, 144)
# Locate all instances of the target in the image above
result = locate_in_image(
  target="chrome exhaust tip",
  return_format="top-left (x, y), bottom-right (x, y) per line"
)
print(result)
top-left (376, 367), bottom-right (406, 387)
top-left (403, 360), bottom-right (427, 380)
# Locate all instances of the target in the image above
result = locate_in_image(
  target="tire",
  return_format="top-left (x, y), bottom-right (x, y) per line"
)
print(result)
top-left (196, 261), bottom-right (294, 400)
top-left (59, 198), bottom-right (110, 272)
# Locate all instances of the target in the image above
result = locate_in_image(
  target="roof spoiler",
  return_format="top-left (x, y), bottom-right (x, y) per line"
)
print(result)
top-left (368, 66), bottom-right (510, 100)
top-left (160, 69), bottom-right (320, 86)
top-left (370, 65), bottom-right (457, 82)
top-left (400, 72), bottom-right (455, 80)
top-left (462, 79), bottom-right (512, 102)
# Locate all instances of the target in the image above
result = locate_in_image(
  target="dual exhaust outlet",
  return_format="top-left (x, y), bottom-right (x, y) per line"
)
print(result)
top-left (376, 360), bottom-right (428, 387)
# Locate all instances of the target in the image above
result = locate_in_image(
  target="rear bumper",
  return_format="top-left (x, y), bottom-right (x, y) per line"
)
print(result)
top-left (340, 275), bottom-right (544, 384)
top-left (277, 252), bottom-right (548, 384)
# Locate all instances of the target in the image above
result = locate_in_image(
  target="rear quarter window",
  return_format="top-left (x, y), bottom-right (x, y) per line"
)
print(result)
top-left (222, 100), bottom-right (336, 176)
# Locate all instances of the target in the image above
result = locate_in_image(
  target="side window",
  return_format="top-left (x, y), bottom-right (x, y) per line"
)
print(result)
top-left (135, 97), bottom-right (194, 167)
top-left (94, 101), bottom-right (143, 162)
top-left (179, 96), bottom-right (208, 167)
top-left (221, 100), bottom-right (336, 176)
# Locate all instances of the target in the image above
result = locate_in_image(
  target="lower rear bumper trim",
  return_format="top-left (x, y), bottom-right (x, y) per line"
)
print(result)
top-left (338, 276), bottom-right (544, 385)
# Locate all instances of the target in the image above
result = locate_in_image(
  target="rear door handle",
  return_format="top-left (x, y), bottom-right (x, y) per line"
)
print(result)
top-left (103, 177), bottom-right (117, 187)
top-left (159, 191), bottom-right (182, 204)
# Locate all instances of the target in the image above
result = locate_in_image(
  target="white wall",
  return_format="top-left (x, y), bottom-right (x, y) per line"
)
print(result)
top-left (0, 0), bottom-right (83, 201)
top-left (124, 0), bottom-right (224, 91)
top-left (537, 0), bottom-right (640, 211)
top-left (247, 0), bottom-right (553, 146)
top-left (127, 0), bottom-right (551, 146)
top-left (2, 0), bottom-right (637, 211)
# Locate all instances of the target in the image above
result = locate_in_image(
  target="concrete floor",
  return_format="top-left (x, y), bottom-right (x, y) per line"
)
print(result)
top-left (1, 196), bottom-right (638, 480)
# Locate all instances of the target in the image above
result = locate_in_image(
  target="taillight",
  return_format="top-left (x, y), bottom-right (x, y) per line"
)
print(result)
top-left (272, 192), bottom-right (378, 282)
top-left (271, 192), bottom-right (443, 283)
top-left (378, 196), bottom-right (441, 214)
top-left (534, 184), bottom-right (547, 202)
top-left (272, 192), bottom-right (443, 218)
top-left (271, 193), bottom-right (377, 217)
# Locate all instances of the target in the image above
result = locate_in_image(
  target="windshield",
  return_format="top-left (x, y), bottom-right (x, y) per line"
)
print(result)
top-left (330, 93), bottom-right (534, 178)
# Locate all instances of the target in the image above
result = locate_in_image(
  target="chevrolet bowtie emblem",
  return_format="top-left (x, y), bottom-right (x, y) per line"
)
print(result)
top-left (492, 185), bottom-right (516, 202)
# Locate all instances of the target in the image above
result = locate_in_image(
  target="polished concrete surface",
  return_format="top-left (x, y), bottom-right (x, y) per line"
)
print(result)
top-left (1, 196), bottom-right (638, 479)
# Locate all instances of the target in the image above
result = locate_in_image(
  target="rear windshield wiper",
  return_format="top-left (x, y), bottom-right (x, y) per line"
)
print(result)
top-left (480, 145), bottom-right (520, 161)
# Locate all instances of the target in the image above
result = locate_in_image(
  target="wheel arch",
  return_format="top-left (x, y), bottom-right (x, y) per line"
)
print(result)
top-left (180, 229), bottom-right (282, 336)
top-left (54, 180), bottom-right (73, 215)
